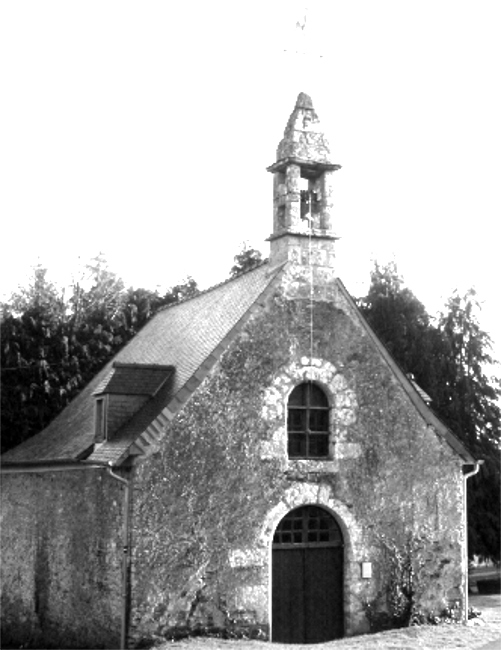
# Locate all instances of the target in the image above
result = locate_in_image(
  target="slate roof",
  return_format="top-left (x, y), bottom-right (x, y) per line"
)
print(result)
top-left (1, 261), bottom-right (284, 465)
top-left (407, 374), bottom-right (432, 404)
top-left (94, 364), bottom-right (174, 396)
top-left (1, 259), bottom-right (474, 467)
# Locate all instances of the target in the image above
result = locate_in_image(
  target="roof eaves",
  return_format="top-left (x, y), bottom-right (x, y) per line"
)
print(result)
top-left (0, 458), bottom-right (105, 472)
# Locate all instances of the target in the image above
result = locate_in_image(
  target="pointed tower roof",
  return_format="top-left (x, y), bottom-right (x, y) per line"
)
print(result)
top-left (267, 92), bottom-right (340, 174)
top-left (267, 92), bottom-right (341, 271)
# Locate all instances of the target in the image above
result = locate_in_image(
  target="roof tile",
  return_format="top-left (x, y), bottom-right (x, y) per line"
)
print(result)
top-left (2, 262), bottom-right (283, 464)
top-left (96, 364), bottom-right (173, 396)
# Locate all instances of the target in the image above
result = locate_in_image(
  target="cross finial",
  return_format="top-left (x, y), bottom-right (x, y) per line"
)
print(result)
top-left (293, 4), bottom-right (308, 55)
top-left (284, 4), bottom-right (322, 60)
top-left (296, 7), bottom-right (307, 32)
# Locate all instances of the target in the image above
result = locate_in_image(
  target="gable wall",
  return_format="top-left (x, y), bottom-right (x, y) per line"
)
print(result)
top-left (0, 470), bottom-right (124, 649)
top-left (128, 286), bottom-right (465, 645)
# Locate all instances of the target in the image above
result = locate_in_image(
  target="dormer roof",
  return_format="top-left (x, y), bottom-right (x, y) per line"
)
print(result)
top-left (94, 363), bottom-right (174, 397)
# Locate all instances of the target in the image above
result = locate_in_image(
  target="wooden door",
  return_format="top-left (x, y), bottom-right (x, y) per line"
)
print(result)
top-left (272, 506), bottom-right (344, 643)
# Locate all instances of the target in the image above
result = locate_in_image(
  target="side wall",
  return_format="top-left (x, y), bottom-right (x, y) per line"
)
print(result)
top-left (0, 470), bottom-right (124, 649)
top-left (128, 288), bottom-right (465, 645)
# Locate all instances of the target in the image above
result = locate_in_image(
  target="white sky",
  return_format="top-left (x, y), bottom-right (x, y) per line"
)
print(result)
top-left (1, 1), bottom-right (500, 360)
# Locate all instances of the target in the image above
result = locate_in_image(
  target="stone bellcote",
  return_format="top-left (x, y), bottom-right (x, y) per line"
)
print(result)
top-left (267, 93), bottom-right (341, 278)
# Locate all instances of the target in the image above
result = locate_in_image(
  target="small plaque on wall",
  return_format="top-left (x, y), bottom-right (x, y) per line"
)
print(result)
top-left (361, 562), bottom-right (372, 579)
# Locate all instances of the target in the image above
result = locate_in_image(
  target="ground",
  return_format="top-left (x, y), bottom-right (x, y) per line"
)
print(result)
top-left (153, 594), bottom-right (501, 650)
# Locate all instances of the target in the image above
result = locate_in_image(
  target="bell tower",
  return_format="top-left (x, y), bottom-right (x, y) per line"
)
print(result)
top-left (267, 93), bottom-right (341, 285)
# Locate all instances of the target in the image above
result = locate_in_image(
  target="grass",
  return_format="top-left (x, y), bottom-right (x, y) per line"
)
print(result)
top-left (153, 595), bottom-right (501, 650)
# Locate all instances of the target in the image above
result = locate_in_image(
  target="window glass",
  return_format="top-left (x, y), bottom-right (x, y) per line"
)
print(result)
top-left (95, 397), bottom-right (107, 441)
top-left (273, 506), bottom-right (343, 546)
top-left (288, 384), bottom-right (306, 406)
top-left (309, 384), bottom-right (328, 407)
top-left (287, 382), bottom-right (329, 459)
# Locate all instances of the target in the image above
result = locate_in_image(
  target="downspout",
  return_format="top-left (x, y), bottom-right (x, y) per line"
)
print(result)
top-left (1, 461), bottom-right (131, 649)
top-left (462, 460), bottom-right (483, 625)
top-left (107, 464), bottom-right (131, 650)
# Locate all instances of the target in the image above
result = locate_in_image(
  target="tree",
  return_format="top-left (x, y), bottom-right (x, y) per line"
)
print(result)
top-left (159, 277), bottom-right (199, 307)
top-left (229, 243), bottom-right (263, 277)
top-left (359, 262), bottom-right (500, 561)
top-left (437, 290), bottom-right (500, 560)
top-left (1, 266), bottom-right (74, 451)
top-left (358, 261), bottom-right (444, 398)
top-left (1, 259), bottom-right (199, 454)
top-left (66, 254), bottom-right (129, 381)
top-left (122, 287), bottom-right (163, 334)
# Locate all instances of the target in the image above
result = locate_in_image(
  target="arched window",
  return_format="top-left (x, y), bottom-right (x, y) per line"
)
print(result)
top-left (287, 382), bottom-right (329, 458)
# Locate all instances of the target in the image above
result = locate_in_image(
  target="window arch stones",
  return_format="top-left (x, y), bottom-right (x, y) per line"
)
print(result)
top-left (260, 358), bottom-right (358, 464)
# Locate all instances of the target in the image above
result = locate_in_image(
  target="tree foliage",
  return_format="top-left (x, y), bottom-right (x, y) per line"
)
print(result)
top-left (358, 261), bottom-right (438, 391)
top-left (359, 261), bottom-right (500, 561)
top-left (229, 242), bottom-right (263, 278)
top-left (2, 266), bottom-right (71, 451)
top-left (437, 289), bottom-right (501, 560)
top-left (1, 258), bottom-right (198, 454)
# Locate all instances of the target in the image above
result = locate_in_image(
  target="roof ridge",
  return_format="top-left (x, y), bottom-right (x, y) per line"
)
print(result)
top-left (156, 259), bottom-right (271, 313)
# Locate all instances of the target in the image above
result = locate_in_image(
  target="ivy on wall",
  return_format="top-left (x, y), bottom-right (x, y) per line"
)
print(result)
top-left (130, 295), bottom-right (295, 640)
top-left (128, 292), bottom-right (465, 644)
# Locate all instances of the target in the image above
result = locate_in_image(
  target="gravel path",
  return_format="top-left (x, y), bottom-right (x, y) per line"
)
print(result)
top-left (154, 594), bottom-right (501, 650)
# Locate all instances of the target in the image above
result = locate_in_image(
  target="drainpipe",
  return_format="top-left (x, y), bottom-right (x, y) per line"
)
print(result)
top-left (462, 460), bottom-right (483, 625)
top-left (1, 461), bottom-right (131, 649)
top-left (107, 464), bottom-right (131, 650)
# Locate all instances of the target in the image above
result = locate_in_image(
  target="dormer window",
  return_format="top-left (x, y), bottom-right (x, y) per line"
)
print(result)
top-left (95, 396), bottom-right (108, 442)
top-left (92, 363), bottom-right (174, 443)
top-left (288, 382), bottom-right (329, 459)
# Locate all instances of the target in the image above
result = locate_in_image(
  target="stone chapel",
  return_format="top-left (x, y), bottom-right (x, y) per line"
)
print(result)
top-left (1, 93), bottom-right (476, 649)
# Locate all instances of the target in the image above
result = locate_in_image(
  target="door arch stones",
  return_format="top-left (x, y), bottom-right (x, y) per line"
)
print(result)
top-left (259, 483), bottom-right (365, 640)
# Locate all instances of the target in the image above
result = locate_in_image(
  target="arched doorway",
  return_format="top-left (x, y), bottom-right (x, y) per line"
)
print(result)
top-left (272, 505), bottom-right (344, 643)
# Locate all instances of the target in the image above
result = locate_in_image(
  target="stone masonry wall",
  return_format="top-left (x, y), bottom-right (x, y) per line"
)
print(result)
top-left (0, 470), bottom-right (125, 649)
top-left (128, 284), bottom-right (465, 646)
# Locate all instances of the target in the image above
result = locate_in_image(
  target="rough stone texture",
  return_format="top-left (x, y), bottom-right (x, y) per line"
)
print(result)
top-left (276, 92), bottom-right (333, 164)
top-left (0, 92), bottom-right (467, 648)
top-left (0, 470), bottom-right (124, 649)
top-left (269, 93), bottom-right (340, 243)
top-left (127, 284), bottom-right (465, 646)
top-left (260, 357), bottom-right (359, 467)
top-left (269, 233), bottom-right (339, 289)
